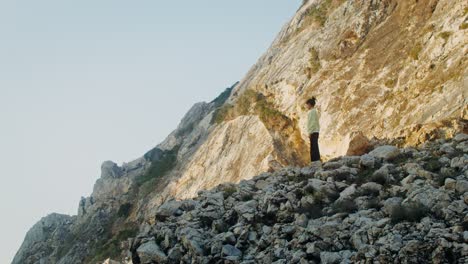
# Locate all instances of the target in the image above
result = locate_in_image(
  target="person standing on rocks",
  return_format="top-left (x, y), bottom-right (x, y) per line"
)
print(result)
top-left (306, 97), bottom-right (321, 163)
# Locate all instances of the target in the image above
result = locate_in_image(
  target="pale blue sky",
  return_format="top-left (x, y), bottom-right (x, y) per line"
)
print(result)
top-left (0, 0), bottom-right (300, 263)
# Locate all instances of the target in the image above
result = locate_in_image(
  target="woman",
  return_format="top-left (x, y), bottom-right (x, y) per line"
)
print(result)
top-left (306, 97), bottom-right (321, 163)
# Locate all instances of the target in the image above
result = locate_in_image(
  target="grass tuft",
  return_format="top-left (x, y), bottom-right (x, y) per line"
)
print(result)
top-left (459, 22), bottom-right (468, 30)
top-left (135, 148), bottom-right (178, 187)
top-left (117, 203), bottom-right (133, 218)
top-left (305, 47), bottom-right (321, 78)
top-left (438, 31), bottom-right (452, 41)
top-left (385, 78), bottom-right (397, 88)
top-left (409, 43), bottom-right (422, 60)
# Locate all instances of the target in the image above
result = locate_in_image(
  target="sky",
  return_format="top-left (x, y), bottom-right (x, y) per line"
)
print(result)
top-left (0, 0), bottom-right (300, 263)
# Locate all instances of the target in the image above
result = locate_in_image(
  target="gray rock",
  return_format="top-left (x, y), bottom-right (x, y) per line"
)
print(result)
top-left (376, 233), bottom-right (403, 252)
top-left (361, 182), bottom-right (383, 193)
top-left (403, 163), bottom-right (436, 180)
top-left (351, 227), bottom-right (369, 250)
top-left (440, 143), bottom-right (456, 155)
top-left (359, 154), bottom-right (376, 168)
top-left (248, 231), bottom-right (257, 242)
top-left (156, 200), bottom-right (182, 220)
top-left (306, 241), bottom-right (330, 257)
top-left (136, 240), bottom-right (167, 264)
top-left (222, 244), bottom-right (242, 257)
top-left (456, 141), bottom-right (468, 153)
top-left (451, 156), bottom-right (467, 169)
top-left (320, 250), bottom-right (354, 264)
top-left (401, 174), bottom-right (417, 187)
top-left (323, 161), bottom-right (344, 170)
top-left (404, 163), bottom-right (423, 175)
top-left (255, 179), bottom-right (268, 189)
top-left (222, 232), bottom-right (236, 245)
top-left (382, 197), bottom-right (403, 215)
top-left (234, 200), bottom-right (258, 221)
top-left (201, 192), bottom-right (225, 208)
top-left (179, 227), bottom-right (205, 255)
top-left (372, 164), bottom-right (397, 183)
top-left (455, 180), bottom-right (468, 194)
top-left (453, 133), bottom-right (468, 142)
top-left (406, 185), bottom-right (451, 210)
top-left (368, 145), bottom-right (401, 161)
top-left (168, 245), bottom-right (183, 262)
top-left (338, 184), bottom-right (357, 201)
top-left (300, 166), bottom-right (319, 178)
top-left (101, 161), bottom-right (124, 179)
top-left (439, 156), bottom-right (451, 166)
top-left (444, 178), bottom-right (457, 190)
top-left (295, 214), bottom-right (309, 228)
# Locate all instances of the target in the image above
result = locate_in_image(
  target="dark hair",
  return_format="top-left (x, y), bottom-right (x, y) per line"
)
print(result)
top-left (306, 97), bottom-right (317, 107)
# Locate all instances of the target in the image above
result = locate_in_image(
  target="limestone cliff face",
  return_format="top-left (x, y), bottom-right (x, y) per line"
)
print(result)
top-left (13, 1), bottom-right (467, 263)
top-left (231, 0), bottom-right (467, 159)
top-left (170, 115), bottom-right (277, 200)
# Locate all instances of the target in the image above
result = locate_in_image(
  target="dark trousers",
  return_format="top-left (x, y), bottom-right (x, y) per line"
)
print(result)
top-left (309, 133), bottom-right (321, 162)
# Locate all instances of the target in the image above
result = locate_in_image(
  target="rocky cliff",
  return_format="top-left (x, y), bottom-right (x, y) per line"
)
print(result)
top-left (13, 0), bottom-right (467, 263)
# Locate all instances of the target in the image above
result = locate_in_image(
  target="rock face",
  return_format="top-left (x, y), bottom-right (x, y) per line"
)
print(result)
top-left (231, 0), bottom-right (467, 157)
top-left (13, 0), bottom-right (467, 263)
top-left (12, 214), bottom-right (75, 264)
top-left (170, 115), bottom-right (277, 199)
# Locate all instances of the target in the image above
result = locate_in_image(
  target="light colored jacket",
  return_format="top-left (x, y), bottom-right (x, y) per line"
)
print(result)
top-left (307, 108), bottom-right (320, 134)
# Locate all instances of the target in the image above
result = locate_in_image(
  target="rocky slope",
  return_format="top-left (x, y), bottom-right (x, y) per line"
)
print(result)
top-left (108, 134), bottom-right (468, 263)
top-left (13, 0), bottom-right (467, 263)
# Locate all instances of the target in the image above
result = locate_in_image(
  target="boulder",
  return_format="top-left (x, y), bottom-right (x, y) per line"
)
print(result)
top-left (359, 154), bottom-right (376, 168)
top-left (338, 184), bottom-right (357, 201)
top-left (382, 197), bottom-right (403, 215)
top-left (221, 245), bottom-right (242, 258)
top-left (346, 132), bottom-right (372, 156)
top-left (455, 180), bottom-right (468, 194)
top-left (323, 161), bottom-right (344, 170)
top-left (444, 178), bottom-right (457, 190)
top-left (456, 141), bottom-right (468, 153)
top-left (167, 246), bottom-right (183, 262)
top-left (221, 232), bottom-right (236, 245)
top-left (155, 200), bottom-right (183, 220)
top-left (179, 228), bottom-right (206, 255)
top-left (361, 182), bottom-right (383, 193)
top-left (136, 240), bottom-right (167, 264)
top-left (234, 200), bottom-right (258, 221)
top-left (403, 163), bottom-right (423, 175)
top-left (255, 180), bottom-right (269, 190)
top-left (451, 156), bottom-right (467, 169)
top-left (300, 166), bottom-right (320, 178)
top-left (320, 250), bottom-right (355, 264)
top-left (368, 146), bottom-right (401, 161)
top-left (372, 164), bottom-right (396, 183)
top-left (453, 133), bottom-right (468, 142)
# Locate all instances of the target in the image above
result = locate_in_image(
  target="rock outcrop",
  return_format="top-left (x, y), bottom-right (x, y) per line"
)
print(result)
top-left (12, 214), bottom-right (75, 264)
